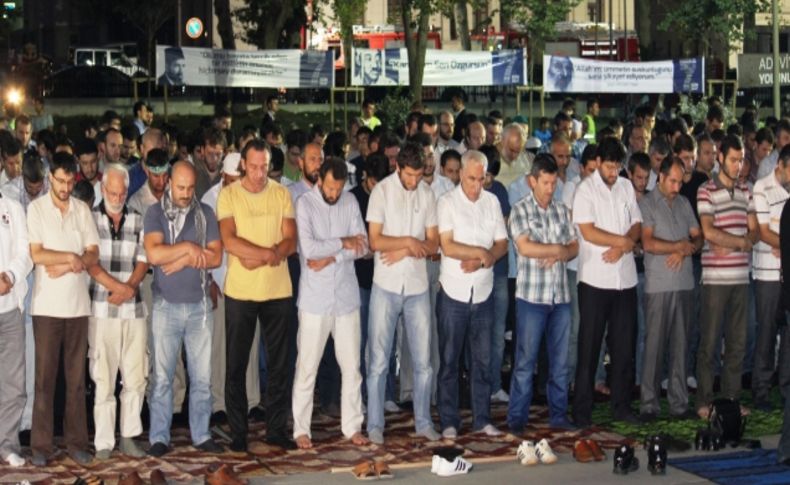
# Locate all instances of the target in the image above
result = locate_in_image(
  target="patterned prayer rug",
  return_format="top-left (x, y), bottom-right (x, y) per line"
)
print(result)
top-left (0, 403), bottom-right (633, 483)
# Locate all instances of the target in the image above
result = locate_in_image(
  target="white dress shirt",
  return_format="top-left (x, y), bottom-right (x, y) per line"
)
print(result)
top-left (438, 186), bottom-right (507, 303)
top-left (0, 195), bottom-right (32, 312)
top-left (429, 174), bottom-right (454, 200)
top-left (573, 170), bottom-right (642, 290)
top-left (367, 172), bottom-right (438, 296)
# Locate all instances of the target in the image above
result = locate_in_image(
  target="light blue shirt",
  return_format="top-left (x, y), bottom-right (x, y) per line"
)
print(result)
top-left (288, 179), bottom-right (312, 206)
top-left (295, 185), bottom-right (368, 316)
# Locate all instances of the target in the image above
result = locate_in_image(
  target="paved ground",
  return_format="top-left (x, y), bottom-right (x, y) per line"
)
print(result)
top-left (243, 435), bottom-right (784, 484)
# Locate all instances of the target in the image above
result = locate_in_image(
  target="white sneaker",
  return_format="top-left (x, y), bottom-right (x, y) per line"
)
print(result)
top-left (442, 427), bottom-right (458, 439)
top-left (435, 456), bottom-right (473, 477)
top-left (4, 452), bottom-right (24, 467)
top-left (384, 400), bottom-right (401, 413)
top-left (431, 455), bottom-right (440, 474)
top-left (517, 441), bottom-right (538, 466)
top-left (491, 389), bottom-right (510, 403)
top-left (535, 439), bottom-right (557, 464)
top-left (687, 376), bottom-right (698, 389)
top-left (661, 379), bottom-right (668, 391)
top-left (482, 424), bottom-right (503, 436)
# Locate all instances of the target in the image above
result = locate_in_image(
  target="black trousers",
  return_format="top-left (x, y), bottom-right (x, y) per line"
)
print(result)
top-left (572, 282), bottom-right (637, 425)
top-left (225, 296), bottom-right (292, 442)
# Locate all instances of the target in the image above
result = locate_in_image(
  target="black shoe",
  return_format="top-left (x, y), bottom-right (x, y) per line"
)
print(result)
top-left (210, 410), bottom-right (227, 425)
top-left (646, 436), bottom-right (668, 475)
top-left (148, 442), bottom-right (170, 457)
top-left (266, 435), bottom-right (297, 450)
top-left (613, 444), bottom-right (639, 474)
top-left (639, 412), bottom-right (659, 423)
top-left (195, 438), bottom-right (224, 453)
top-left (230, 437), bottom-right (248, 453)
top-left (614, 412), bottom-right (640, 425)
top-left (248, 405), bottom-right (267, 422)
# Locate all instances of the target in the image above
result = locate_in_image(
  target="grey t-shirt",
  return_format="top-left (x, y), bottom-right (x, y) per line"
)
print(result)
top-left (144, 201), bottom-right (220, 303)
top-left (639, 188), bottom-right (699, 293)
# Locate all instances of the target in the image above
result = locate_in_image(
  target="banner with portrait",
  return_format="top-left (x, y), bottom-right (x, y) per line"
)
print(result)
top-left (542, 55), bottom-right (704, 93)
top-left (156, 45), bottom-right (335, 88)
top-left (351, 48), bottom-right (527, 86)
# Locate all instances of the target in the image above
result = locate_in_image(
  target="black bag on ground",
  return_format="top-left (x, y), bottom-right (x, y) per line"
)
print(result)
top-left (708, 398), bottom-right (745, 446)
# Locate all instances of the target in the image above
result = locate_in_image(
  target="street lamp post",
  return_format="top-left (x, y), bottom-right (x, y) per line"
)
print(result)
top-left (773, 0), bottom-right (780, 118)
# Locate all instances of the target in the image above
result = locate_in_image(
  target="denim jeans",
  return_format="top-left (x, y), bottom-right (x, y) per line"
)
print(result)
top-left (489, 275), bottom-right (509, 393)
top-left (367, 284), bottom-right (434, 434)
top-left (359, 287), bottom-right (397, 403)
top-left (508, 299), bottom-right (570, 429)
top-left (149, 297), bottom-right (213, 446)
top-left (437, 288), bottom-right (493, 431)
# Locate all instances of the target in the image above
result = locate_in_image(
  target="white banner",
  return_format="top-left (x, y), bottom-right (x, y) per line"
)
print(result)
top-left (543, 55), bottom-right (705, 93)
top-left (156, 45), bottom-right (334, 88)
top-left (351, 48), bottom-right (527, 86)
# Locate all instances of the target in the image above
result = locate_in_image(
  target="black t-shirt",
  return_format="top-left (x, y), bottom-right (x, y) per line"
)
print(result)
top-left (679, 170), bottom-right (710, 223)
top-left (351, 184), bottom-right (373, 289)
top-left (349, 155), bottom-right (365, 187)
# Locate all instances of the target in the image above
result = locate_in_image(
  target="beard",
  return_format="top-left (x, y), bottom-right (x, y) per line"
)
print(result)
top-left (305, 171), bottom-right (319, 184)
top-left (320, 189), bottom-right (339, 206)
top-left (105, 200), bottom-right (124, 213)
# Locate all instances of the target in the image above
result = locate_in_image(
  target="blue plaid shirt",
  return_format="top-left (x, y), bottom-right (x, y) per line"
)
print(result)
top-left (509, 192), bottom-right (575, 304)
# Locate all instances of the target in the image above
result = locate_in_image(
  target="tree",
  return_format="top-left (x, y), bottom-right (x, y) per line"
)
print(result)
top-left (658, 0), bottom-right (770, 59)
top-left (215, 0), bottom-right (237, 50)
top-left (453, 0), bottom-right (471, 51)
top-left (398, 0), bottom-right (438, 104)
top-left (333, 0), bottom-right (368, 87)
top-left (236, 0), bottom-right (308, 49)
top-left (501, 0), bottom-right (579, 85)
top-left (114, 0), bottom-right (177, 97)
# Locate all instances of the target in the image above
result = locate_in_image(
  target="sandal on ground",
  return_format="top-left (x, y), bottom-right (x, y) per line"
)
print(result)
top-left (351, 461), bottom-right (377, 480)
top-left (374, 461), bottom-right (394, 479)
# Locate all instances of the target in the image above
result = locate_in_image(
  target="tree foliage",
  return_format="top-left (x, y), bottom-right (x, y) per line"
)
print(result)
top-left (658, 0), bottom-right (770, 57)
top-left (501, 0), bottom-right (579, 81)
top-left (333, 0), bottom-right (368, 85)
top-left (114, 0), bottom-right (177, 96)
top-left (236, 0), bottom-right (307, 49)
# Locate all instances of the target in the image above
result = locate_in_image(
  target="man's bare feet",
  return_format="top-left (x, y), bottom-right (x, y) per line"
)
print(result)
top-left (351, 432), bottom-right (370, 446)
top-left (295, 434), bottom-right (312, 449)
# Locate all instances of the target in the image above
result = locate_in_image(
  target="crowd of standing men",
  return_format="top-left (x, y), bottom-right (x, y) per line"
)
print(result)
top-left (0, 91), bottom-right (787, 468)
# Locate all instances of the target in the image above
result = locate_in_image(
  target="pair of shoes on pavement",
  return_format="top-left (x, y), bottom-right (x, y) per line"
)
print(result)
top-left (613, 439), bottom-right (667, 476)
top-left (517, 439), bottom-right (557, 465)
top-left (573, 439), bottom-right (606, 463)
top-left (431, 454), bottom-right (473, 477)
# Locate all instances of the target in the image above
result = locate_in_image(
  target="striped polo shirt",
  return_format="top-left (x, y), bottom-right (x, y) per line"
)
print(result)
top-left (752, 172), bottom-right (789, 281)
top-left (697, 176), bottom-right (755, 285)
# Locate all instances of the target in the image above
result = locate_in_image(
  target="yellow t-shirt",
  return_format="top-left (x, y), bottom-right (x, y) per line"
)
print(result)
top-left (216, 179), bottom-right (294, 301)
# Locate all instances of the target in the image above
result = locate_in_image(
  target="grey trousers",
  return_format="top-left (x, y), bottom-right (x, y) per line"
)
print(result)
top-left (640, 290), bottom-right (692, 415)
top-left (0, 308), bottom-right (25, 458)
top-left (752, 280), bottom-right (790, 402)
top-left (696, 284), bottom-right (749, 408)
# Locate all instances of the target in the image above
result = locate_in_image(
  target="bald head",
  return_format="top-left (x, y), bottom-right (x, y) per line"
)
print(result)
top-left (170, 161), bottom-right (196, 208)
top-left (141, 128), bottom-right (166, 159)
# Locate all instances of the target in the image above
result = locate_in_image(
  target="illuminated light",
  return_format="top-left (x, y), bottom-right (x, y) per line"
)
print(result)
top-left (6, 88), bottom-right (22, 105)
